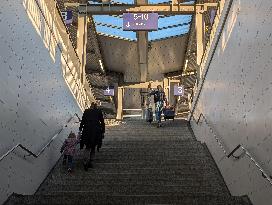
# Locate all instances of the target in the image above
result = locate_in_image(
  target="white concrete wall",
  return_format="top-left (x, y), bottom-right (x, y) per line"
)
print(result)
top-left (123, 88), bottom-right (142, 109)
top-left (190, 0), bottom-right (272, 204)
top-left (0, 1), bottom-right (83, 204)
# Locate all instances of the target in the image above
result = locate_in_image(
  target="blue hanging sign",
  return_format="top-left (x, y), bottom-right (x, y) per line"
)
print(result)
top-left (123, 13), bottom-right (158, 31)
top-left (104, 86), bottom-right (115, 96)
top-left (174, 85), bottom-right (184, 96)
top-left (61, 11), bottom-right (73, 25)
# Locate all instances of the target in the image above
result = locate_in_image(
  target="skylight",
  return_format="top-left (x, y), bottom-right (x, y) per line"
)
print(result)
top-left (92, 0), bottom-right (194, 41)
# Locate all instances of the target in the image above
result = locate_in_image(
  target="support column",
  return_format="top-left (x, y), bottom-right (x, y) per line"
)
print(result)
top-left (136, 0), bottom-right (148, 82)
top-left (163, 78), bottom-right (170, 101)
top-left (116, 87), bottom-right (124, 120)
top-left (77, 13), bottom-right (88, 84)
top-left (137, 32), bottom-right (148, 82)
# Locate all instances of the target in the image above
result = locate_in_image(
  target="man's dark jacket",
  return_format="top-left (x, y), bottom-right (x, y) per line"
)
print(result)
top-left (150, 90), bottom-right (166, 103)
top-left (79, 108), bottom-right (105, 148)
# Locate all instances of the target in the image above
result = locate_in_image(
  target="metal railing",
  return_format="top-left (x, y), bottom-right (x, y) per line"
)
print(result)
top-left (192, 112), bottom-right (272, 186)
top-left (31, 0), bottom-right (94, 110)
top-left (228, 144), bottom-right (272, 185)
top-left (192, 113), bottom-right (229, 157)
top-left (0, 113), bottom-right (80, 162)
top-left (54, 1), bottom-right (79, 59)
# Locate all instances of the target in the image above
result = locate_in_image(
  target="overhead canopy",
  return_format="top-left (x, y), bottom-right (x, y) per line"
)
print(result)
top-left (91, 0), bottom-right (195, 41)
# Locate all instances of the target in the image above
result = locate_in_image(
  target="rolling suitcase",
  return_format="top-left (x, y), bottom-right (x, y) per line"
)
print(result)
top-left (146, 108), bottom-right (153, 123)
top-left (163, 108), bottom-right (175, 121)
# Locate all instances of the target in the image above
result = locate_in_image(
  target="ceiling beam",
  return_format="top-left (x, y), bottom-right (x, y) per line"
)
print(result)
top-left (76, 3), bottom-right (218, 15)
top-left (95, 21), bottom-right (191, 30)
top-left (120, 81), bottom-right (163, 89)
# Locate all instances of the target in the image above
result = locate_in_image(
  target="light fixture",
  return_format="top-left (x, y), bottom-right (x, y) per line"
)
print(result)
top-left (99, 59), bottom-right (104, 72)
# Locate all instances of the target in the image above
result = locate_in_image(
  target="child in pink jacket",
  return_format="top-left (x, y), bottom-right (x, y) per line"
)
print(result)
top-left (60, 132), bottom-right (80, 172)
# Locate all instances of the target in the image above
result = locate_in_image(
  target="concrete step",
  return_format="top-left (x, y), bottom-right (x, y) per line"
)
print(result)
top-left (93, 145), bottom-right (206, 151)
top-left (53, 169), bottom-right (219, 177)
top-left (39, 180), bottom-right (228, 195)
top-left (43, 177), bottom-right (225, 187)
top-left (73, 156), bottom-right (215, 164)
top-left (45, 173), bottom-right (224, 186)
top-left (100, 141), bottom-right (202, 146)
top-left (37, 184), bottom-right (229, 195)
top-left (6, 193), bottom-right (252, 205)
top-left (87, 151), bottom-right (210, 157)
top-left (54, 162), bottom-right (218, 171)
top-left (69, 159), bottom-right (216, 166)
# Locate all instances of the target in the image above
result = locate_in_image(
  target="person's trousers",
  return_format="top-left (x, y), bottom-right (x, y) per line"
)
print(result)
top-left (83, 145), bottom-right (96, 163)
top-left (63, 155), bottom-right (73, 169)
top-left (155, 101), bottom-right (163, 123)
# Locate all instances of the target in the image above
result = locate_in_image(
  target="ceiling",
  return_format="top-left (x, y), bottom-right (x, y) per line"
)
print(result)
top-left (90, 0), bottom-right (195, 42)
top-left (98, 34), bottom-right (189, 82)
top-left (93, 14), bottom-right (192, 41)
top-left (57, 0), bottom-right (199, 82)
top-left (56, 0), bottom-right (219, 113)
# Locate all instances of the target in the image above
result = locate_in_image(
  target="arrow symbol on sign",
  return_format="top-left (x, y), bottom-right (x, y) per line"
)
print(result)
top-left (106, 87), bottom-right (111, 94)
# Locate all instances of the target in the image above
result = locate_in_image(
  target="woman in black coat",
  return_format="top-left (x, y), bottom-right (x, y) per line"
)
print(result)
top-left (79, 103), bottom-right (105, 170)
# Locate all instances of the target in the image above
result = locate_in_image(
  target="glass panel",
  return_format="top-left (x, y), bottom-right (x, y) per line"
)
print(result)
top-left (111, 0), bottom-right (134, 3)
top-left (158, 15), bottom-right (192, 29)
top-left (149, 0), bottom-right (195, 4)
top-left (96, 25), bottom-right (137, 40)
top-left (149, 23), bottom-right (190, 40)
top-left (93, 15), bottom-right (123, 28)
top-left (88, 0), bottom-right (134, 4)
top-left (89, 0), bottom-right (194, 4)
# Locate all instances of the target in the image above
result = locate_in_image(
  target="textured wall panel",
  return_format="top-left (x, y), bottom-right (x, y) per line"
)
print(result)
top-left (98, 35), bottom-right (188, 82)
top-left (190, 0), bottom-right (272, 204)
top-left (0, 1), bottom-right (82, 203)
top-left (148, 35), bottom-right (188, 81)
top-left (123, 88), bottom-right (142, 109)
top-left (98, 36), bottom-right (140, 82)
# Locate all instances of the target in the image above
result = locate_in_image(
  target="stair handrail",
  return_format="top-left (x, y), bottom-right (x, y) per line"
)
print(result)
top-left (192, 113), bottom-right (229, 157)
top-left (0, 113), bottom-right (81, 162)
top-left (227, 144), bottom-right (272, 185)
top-left (192, 113), bottom-right (272, 186)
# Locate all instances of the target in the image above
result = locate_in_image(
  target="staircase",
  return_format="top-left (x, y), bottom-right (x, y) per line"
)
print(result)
top-left (86, 72), bottom-right (122, 118)
top-left (5, 119), bottom-right (252, 205)
top-left (176, 74), bottom-right (197, 117)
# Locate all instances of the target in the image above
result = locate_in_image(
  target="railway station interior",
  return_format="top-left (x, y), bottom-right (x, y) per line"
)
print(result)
top-left (0, 0), bottom-right (271, 204)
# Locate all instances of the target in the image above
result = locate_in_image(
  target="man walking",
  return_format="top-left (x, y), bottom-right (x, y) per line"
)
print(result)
top-left (79, 102), bottom-right (105, 170)
top-left (150, 85), bottom-right (167, 127)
